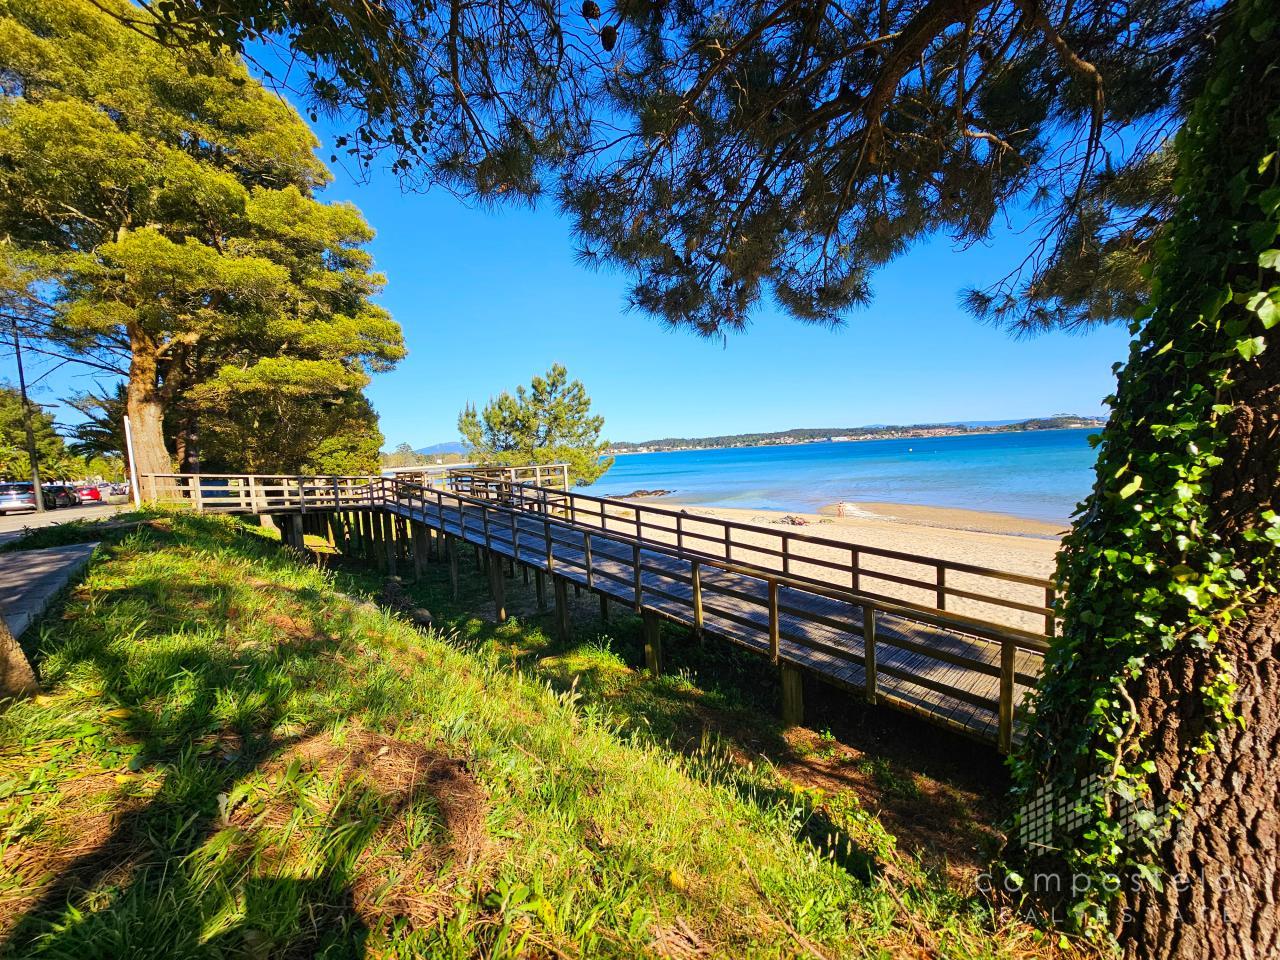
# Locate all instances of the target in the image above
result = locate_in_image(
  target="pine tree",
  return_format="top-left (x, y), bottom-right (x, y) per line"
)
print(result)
top-left (0, 0), bottom-right (405, 482)
top-left (458, 365), bottom-right (612, 485)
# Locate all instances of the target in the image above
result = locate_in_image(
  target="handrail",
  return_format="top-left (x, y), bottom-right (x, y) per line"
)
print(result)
top-left (445, 474), bottom-right (1057, 636)
top-left (375, 475), bottom-right (1047, 653)
top-left (139, 470), bottom-right (1055, 638)
top-left (448, 463), bottom-right (570, 492)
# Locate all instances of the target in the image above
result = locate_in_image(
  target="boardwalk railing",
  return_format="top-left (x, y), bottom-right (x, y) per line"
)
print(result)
top-left (446, 464), bottom-right (570, 496)
top-left (454, 475), bottom-right (1058, 638)
top-left (142, 470), bottom-right (1052, 750)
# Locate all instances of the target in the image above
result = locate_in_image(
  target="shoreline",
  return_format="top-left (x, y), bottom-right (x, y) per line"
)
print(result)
top-left (625, 494), bottom-right (1067, 540)
top-left (605, 423), bottom-right (1101, 456)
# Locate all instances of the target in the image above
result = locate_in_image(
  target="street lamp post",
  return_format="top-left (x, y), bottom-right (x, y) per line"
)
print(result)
top-left (10, 320), bottom-right (45, 513)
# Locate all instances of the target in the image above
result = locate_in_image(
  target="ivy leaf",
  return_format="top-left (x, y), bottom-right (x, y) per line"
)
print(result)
top-left (1236, 336), bottom-right (1267, 360)
top-left (1247, 290), bottom-right (1280, 329)
top-left (1119, 476), bottom-right (1143, 499)
top-left (1260, 249), bottom-right (1280, 270)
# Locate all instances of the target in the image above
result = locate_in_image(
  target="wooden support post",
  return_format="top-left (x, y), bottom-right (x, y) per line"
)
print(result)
top-left (489, 550), bottom-right (507, 623)
top-left (998, 639), bottom-right (1016, 754)
top-left (553, 576), bottom-right (571, 641)
top-left (384, 513), bottom-right (398, 577)
top-left (412, 523), bottom-right (425, 582)
top-left (289, 513), bottom-right (304, 553)
top-left (447, 535), bottom-right (460, 599)
top-left (780, 664), bottom-right (804, 726)
top-left (371, 512), bottom-right (386, 571)
top-left (336, 512), bottom-right (349, 555)
top-left (642, 610), bottom-right (662, 675)
top-left (535, 569), bottom-right (547, 610)
top-left (862, 605), bottom-right (877, 704)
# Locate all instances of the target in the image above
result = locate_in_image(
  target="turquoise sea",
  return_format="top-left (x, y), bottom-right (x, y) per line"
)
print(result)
top-left (584, 428), bottom-right (1101, 524)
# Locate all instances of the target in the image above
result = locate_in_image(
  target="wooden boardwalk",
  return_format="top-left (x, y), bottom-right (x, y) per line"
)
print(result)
top-left (143, 470), bottom-right (1052, 749)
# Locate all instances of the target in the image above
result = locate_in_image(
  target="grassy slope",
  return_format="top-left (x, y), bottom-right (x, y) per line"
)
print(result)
top-left (0, 514), bottom-right (1058, 958)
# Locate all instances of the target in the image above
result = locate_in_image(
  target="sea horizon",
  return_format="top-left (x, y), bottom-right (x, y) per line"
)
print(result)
top-left (584, 427), bottom-right (1100, 524)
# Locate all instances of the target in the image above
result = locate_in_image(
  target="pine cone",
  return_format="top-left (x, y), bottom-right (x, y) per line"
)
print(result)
top-left (582, 0), bottom-right (601, 18)
top-left (601, 24), bottom-right (617, 51)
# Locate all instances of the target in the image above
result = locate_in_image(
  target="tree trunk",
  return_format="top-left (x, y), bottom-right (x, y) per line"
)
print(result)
top-left (126, 328), bottom-right (171, 498)
top-left (1005, 4), bottom-right (1280, 956)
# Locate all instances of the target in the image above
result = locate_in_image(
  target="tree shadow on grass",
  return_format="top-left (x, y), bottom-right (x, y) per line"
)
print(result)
top-left (0, 550), bottom-right (390, 959)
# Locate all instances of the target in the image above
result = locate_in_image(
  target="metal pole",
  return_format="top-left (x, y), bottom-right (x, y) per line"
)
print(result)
top-left (123, 415), bottom-right (142, 509)
top-left (10, 321), bottom-right (44, 513)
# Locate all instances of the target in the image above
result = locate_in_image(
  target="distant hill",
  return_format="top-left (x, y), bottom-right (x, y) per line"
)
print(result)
top-left (607, 415), bottom-right (1105, 453)
top-left (415, 441), bottom-right (467, 455)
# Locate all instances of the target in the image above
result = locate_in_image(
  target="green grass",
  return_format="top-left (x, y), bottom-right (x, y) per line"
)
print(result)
top-left (0, 509), bottom-right (164, 553)
top-left (0, 514), bottom-right (1063, 958)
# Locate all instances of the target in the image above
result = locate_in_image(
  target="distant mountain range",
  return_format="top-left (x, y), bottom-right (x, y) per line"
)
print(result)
top-left (414, 441), bottom-right (467, 455)
top-left (607, 414), bottom-right (1105, 453)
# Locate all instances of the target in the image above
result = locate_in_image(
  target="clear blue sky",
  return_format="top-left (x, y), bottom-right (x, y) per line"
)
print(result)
top-left (325, 175), bottom-right (1130, 447)
top-left (10, 85), bottom-right (1133, 450)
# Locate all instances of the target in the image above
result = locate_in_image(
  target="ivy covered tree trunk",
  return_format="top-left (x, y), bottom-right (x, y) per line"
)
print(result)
top-left (1006, 3), bottom-right (1279, 956)
top-left (126, 328), bottom-right (173, 495)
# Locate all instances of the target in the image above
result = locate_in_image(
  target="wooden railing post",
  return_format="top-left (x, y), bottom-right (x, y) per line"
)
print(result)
top-left (676, 513), bottom-right (684, 555)
top-left (768, 580), bottom-right (780, 663)
top-left (190, 475), bottom-right (202, 512)
top-left (583, 530), bottom-right (593, 589)
top-left (782, 533), bottom-right (790, 577)
top-left (935, 564), bottom-right (946, 611)
top-left (544, 517), bottom-right (554, 573)
top-left (998, 639), bottom-right (1016, 753)
top-left (297, 476), bottom-right (307, 514)
top-left (863, 605), bottom-right (877, 704)
top-left (1045, 586), bottom-right (1056, 637)
top-left (691, 560), bottom-right (704, 637)
top-left (632, 543), bottom-right (642, 612)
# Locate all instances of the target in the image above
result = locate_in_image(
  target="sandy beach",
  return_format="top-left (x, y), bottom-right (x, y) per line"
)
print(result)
top-left (610, 496), bottom-right (1062, 633)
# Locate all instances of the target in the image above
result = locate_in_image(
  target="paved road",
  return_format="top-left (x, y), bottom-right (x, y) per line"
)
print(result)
top-left (0, 502), bottom-right (131, 545)
top-left (0, 542), bottom-right (99, 638)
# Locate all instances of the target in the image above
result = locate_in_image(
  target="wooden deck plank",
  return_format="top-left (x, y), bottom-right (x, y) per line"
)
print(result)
top-left (376, 498), bottom-right (1044, 746)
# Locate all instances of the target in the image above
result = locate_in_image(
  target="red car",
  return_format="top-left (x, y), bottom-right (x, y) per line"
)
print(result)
top-left (75, 485), bottom-right (102, 502)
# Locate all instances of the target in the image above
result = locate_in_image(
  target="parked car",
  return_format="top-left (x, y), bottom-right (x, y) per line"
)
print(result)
top-left (75, 484), bottom-right (102, 502)
top-left (44, 484), bottom-right (80, 507)
top-left (0, 482), bottom-right (57, 513)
